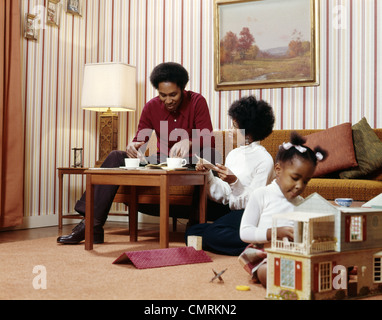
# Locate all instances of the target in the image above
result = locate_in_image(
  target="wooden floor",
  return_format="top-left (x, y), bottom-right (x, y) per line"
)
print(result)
top-left (0, 221), bottom-right (186, 244)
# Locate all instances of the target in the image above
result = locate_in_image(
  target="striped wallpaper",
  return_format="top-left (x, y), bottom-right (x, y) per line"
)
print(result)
top-left (20, 0), bottom-right (381, 221)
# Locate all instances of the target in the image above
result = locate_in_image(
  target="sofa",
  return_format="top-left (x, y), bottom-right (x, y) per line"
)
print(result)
top-left (260, 126), bottom-right (382, 201)
top-left (113, 119), bottom-right (382, 222)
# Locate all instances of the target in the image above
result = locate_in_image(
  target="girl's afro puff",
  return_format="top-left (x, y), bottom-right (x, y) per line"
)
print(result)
top-left (276, 131), bottom-right (328, 167)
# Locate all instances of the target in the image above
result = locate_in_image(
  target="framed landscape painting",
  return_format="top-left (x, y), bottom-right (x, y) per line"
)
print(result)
top-left (214, 0), bottom-right (320, 90)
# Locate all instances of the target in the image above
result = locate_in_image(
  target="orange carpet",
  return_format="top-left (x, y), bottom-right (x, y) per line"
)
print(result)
top-left (0, 229), bottom-right (266, 300)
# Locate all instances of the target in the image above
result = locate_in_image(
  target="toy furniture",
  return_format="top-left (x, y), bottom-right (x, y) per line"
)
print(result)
top-left (266, 193), bottom-right (382, 300)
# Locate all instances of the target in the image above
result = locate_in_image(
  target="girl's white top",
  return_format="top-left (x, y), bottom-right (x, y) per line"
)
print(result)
top-left (206, 142), bottom-right (275, 210)
top-left (240, 180), bottom-right (303, 244)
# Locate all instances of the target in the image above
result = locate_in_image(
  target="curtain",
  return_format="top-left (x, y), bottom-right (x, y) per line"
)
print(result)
top-left (0, 0), bottom-right (24, 228)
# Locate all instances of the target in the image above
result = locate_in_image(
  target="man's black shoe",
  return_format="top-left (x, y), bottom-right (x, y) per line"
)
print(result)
top-left (57, 220), bottom-right (104, 244)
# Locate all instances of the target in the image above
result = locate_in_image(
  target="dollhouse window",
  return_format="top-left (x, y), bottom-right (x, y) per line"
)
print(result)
top-left (345, 215), bottom-right (367, 243)
top-left (319, 262), bottom-right (332, 292)
top-left (280, 259), bottom-right (295, 288)
top-left (274, 258), bottom-right (302, 290)
top-left (374, 256), bottom-right (382, 283)
top-left (350, 216), bottom-right (363, 242)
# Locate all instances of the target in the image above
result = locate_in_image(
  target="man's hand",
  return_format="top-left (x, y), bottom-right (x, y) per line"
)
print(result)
top-left (126, 141), bottom-right (146, 159)
top-left (169, 139), bottom-right (192, 158)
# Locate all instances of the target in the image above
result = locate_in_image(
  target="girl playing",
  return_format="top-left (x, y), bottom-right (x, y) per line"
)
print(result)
top-left (239, 131), bottom-right (327, 287)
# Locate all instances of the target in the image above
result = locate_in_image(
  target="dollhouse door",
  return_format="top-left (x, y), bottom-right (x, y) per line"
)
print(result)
top-left (347, 266), bottom-right (358, 297)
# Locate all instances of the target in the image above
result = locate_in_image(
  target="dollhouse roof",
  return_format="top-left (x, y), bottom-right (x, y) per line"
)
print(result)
top-left (273, 211), bottom-right (335, 222)
top-left (271, 193), bottom-right (337, 223)
top-left (295, 193), bottom-right (338, 214)
top-left (294, 192), bottom-right (382, 215)
top-left (362, 193), bottom-right (382, 209)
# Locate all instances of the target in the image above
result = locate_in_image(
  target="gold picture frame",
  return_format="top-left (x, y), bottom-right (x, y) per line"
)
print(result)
top-left (24, 13), bottom-right (39, 41)
top-left (64, 0), bottom-right (82, 16)
top-left (46, 0), bottom-right (61, 27)
top-left (214, 0), bottom-right (320, 91)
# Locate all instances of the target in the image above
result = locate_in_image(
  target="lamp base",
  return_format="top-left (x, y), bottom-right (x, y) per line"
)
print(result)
top-left (99, 113), bottom-right (118, 164)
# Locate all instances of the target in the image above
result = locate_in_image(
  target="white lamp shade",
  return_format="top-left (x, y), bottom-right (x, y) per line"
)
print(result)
top-left (81, 62), bottom-right (136, 112)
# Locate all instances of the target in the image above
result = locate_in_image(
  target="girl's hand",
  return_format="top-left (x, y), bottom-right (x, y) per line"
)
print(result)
top-left (215, 164), bottom-right (237, 184)
top-left (276, 227), bottom-right (294, 241)
top-left (266, 227), bottom-right (294, 241)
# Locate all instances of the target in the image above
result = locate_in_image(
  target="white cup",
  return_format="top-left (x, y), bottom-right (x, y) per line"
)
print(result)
top-left (335, 198), bottom-right (353, 207)
top-left (167, 158), bottom-right (187, 169)
top-left (124, 158), bottom-right (140, 168)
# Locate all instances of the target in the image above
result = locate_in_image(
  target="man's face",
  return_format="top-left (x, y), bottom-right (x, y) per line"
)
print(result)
top-left (158, 82), bottom-right (183, 113)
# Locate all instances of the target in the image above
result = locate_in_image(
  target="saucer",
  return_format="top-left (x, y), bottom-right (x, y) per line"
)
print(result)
top-left (161, 166), bottom-right (188, 171)
top-left (119, 166), bottom-right (140, 170)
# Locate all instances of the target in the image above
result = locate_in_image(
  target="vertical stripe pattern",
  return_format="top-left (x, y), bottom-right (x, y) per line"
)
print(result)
top-left (20, 0), bottom-right (382, 218)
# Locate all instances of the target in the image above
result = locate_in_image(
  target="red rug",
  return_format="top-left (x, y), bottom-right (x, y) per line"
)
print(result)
top-left (113, 247), bottom-right (212, 269)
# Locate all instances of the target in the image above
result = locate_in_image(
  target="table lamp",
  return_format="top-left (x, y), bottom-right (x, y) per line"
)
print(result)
top-left (81, 62), bottom-right (136, 163)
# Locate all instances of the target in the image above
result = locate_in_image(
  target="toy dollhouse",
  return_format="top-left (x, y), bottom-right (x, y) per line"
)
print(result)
top-left (266, 193), bottom-right (382, 300)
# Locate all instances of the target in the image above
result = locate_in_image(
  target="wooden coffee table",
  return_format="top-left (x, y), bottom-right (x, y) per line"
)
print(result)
top-left (84, 168), bottom-right (208, 250)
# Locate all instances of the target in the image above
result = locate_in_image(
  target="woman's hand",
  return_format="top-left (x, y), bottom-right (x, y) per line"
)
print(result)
top-left (215, 164), bottom-right (237, 184)
top-left (195, 162), bottom-right (208, 172)
top-left (169, 139), bottom-right (192, 158)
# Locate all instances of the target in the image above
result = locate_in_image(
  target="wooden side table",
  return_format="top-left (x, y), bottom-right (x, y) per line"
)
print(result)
top-left (57, 167), bottom-right (88, 229)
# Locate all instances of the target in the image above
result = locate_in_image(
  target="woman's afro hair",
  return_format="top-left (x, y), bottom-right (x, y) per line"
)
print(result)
top-left (228, 96), bottom-right (275, 142)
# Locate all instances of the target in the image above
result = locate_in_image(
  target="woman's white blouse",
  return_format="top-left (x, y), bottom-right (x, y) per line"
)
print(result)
top-left (206, 142), bottom-right (275, 210)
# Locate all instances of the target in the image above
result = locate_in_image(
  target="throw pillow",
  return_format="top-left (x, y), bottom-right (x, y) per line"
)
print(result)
top-left (339, 118), bottom-right (382, 179)
top-left (304, 123), bottom-right (358, 177)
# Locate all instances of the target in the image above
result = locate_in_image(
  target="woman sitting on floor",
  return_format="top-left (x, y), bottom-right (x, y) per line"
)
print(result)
top-left (185, 95), bottom-right (275, 256)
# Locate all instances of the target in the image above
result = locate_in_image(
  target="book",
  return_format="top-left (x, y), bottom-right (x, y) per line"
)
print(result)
top-left (194, 154), bottom-right (218, 171)
top-left (145, 162), bottom-right (166, 169)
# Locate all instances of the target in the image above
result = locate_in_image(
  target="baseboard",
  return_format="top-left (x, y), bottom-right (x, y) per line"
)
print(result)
top-left (1, 210), bottom-right (192, 231)
top-left (1, 215), bottom-right (63, 231)
top-left (1, 211), bottom-right (166, 231)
